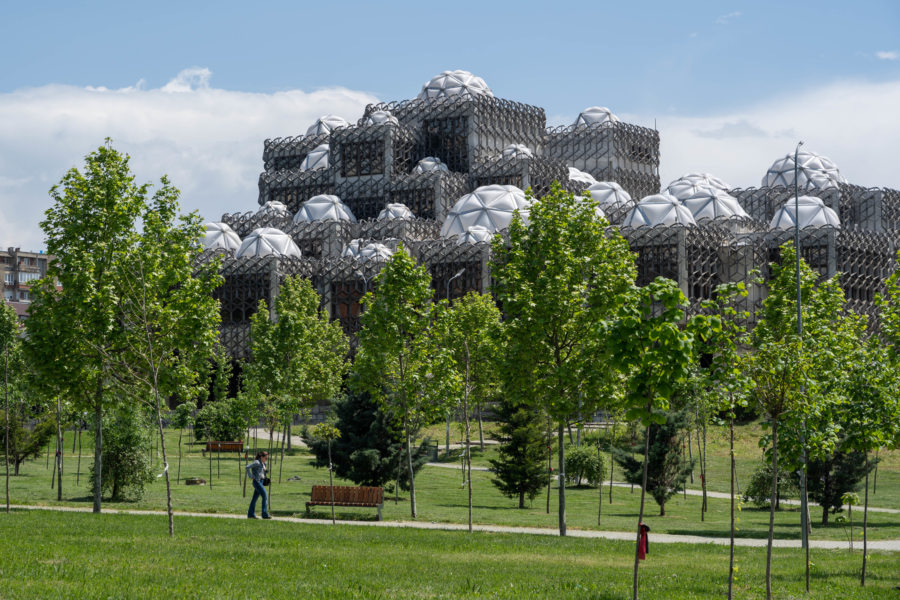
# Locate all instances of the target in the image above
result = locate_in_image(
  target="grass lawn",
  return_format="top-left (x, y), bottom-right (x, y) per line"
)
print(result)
top-left (1, 510), bottom-right (897, 599)
top-left (6, 426), bottom-right (899, 544)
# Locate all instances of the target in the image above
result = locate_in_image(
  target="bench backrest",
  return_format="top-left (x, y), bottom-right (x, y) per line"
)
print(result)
top-left (310, 485), bottom-right (383, 505)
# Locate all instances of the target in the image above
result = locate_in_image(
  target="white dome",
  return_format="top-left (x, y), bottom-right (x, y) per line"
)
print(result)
top-left (358, 243), bottom-right (394, 262)
top-left (769, 196), bottom-right (840, 230)
top-left (585, 181), bottom-right (635, 212)
top-left (343, 240), bottom-right (394, 262)
top-left (440, 185), bottom-right (531, 237)
top-left (575, 106), bottom-right (620, 127)
top-left (414, 156), bottom-right (449, 174)
top-left (363, 110), bottom-right (399, 126)
top-left (623, 194), bottom-right (697, 227)
top-left (377, 203), bottom-right (415, 220)
top-left (456, 225), bottom-right (494, 245)
top-left (293, 194), bottom-right (357, 224)
top-left (667, 173), bottom-right (731, 201)
top-left (256, 200), bottom-right (291, 218)
top-left (418, 70), bottom-right (493, 101)
top-left (762, 150), bottom-right (846, 191)
top-left (300, 144), bottom-right (330, 171)
top-left (681, 188), bottom-right (748, 221)
top-left (500, 144), bottom-right (533, 160)
top-left (236, 228), bottom-right (302, 258)
top-left (306, 115), bottom-right (349, 136)
top-left (202, 222), bottom-right (242, 251)
top-left (568, 167), bottom-right (597, 186)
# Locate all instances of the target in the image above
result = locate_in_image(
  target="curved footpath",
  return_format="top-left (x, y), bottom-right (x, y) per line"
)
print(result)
top-left (10, 504), bottom-right (900, 552)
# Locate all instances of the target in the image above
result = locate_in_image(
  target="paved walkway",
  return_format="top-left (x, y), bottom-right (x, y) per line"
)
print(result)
top-left (426, 463), bottom-right (900, 515)
top-left (10, 504), bottom-right (899, 552)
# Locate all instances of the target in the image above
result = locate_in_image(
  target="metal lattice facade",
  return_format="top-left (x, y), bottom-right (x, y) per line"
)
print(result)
top-left (203, 70), bottom-right (899, 357)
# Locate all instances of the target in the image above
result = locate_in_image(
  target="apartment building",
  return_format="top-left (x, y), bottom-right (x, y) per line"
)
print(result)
top-left (1, 247), bottom-right (53, 304)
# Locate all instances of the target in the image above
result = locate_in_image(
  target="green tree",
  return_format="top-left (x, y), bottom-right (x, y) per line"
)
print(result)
top-left (750, 244), bottom-right (857, 599)
top-left (305, 391), bottom-right (429, 490)
top-left (613, 410), bottom-right (693, 516)
top-left (243, 275), bottom-right (349, 482)
top-left (2, 413), bottom-right (55, 477)
top-left (444, 291), bottom-right (502, 532)
top-left (564, 444), bottom-right (602, 487)
top-left (806, 446), bottom-right (873, 525)
top-left (106, 179), bottom-right (222, 535)
top-left (492, 183), bottom-right (635, 536)
top-left (1, 301), bottom-right (20, 512)
top-left (311, 422), bottom-right (341, 524)
top-left (171, 401), bottom-right (195, 485)
top-left (354, 247), bottom-right (459, 518)
top-left (489, 398), bottom-right (550, 508)
top-left (841, 338), bottom-right (899, 585)
top-left (26, 142), bottom-right (148, 514)
top-left (606, 277), bottom-right (694, 600)
top-left (89, 404), bottom-right (153, 501)
top-left (689, 281), bottom-right (751, 600)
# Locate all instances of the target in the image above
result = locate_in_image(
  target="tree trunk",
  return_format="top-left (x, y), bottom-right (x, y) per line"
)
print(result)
top-left (872, 450), bottom-right (878, 495)
top-left (597, 441), bottom-right (602, 526)
top-left (56, 396), bottom-right (63, 501)
top-left (687, 427), bottom-right (694, 484)
top-left (701, 421), bottom-right (707, 520)
top-left (632, 403), bottom-right (652, 600)
top-left (659, 501), bottom-right (665, 516)
top-left (728, 415), bottom-right (735, 600)
top-left (477, 405), bottom-right (485, 451)
top-left (76, 427), bottom-right (82, 487)
top-left (406, 419), bottom-right (417, 519)
top-left (861, 451), bottom-right (869, 586)
top-left (92, 387), bottom-right (103, 514)
top-left (557, 421), bottom-right (566, 537)
top-left (518, 490), bottom-right (525, 509)
top-left (4, 345), bottom-right (9, 513)
top-left (546, 415), bottom-right (551, 514)
top-left (153, 385), bottom-right (175, 537)
top-left (279, 420), bottom-right (286, 484)
top-left (328, 439), bottom-right (335, 525)
top-left (765, 418), bottom-right (778, 600)
top-left (395, 450), bottom-right (400, 504)
top-left (176, 428), bottom-right (182, 484)
top-left (609, 424), bottom-right (615, 504)
top-left (287, 421), bottom-right (292, 451)
top-left (464, 344), bottom-right (473, 533)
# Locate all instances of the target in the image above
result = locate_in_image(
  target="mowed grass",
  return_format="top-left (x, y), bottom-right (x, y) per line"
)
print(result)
top-left (8, 426), bottom-right (900, 543)
top-left (1, 510), bottom-right (898, 599)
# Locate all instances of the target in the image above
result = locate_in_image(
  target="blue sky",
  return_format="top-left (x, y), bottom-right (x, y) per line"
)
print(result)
top-left (1, 1), bottom-right (899, 249)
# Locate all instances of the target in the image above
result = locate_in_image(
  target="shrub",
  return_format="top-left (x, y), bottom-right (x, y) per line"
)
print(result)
top-left (193, 397), bottom-right (254, 442)
top-left (743, 462), bottom-right (800, 509)
top-left (565, 444), bottom-right (603, 487)
top-left (90, 407), bottom-right (154, 501)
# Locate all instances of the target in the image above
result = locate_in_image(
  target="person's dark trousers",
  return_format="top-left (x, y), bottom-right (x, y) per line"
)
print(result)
top-left (248, 479), bottom-right (270, 518)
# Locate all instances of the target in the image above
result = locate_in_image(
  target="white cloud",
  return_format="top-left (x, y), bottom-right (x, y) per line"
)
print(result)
top-left (876, 50), bottom-right (898, 61)
top-left (2, 69), bottom-right (899, 250)
top-left (0, 68), bottom-right (378, 250)
top-left (715, 11), bottom-right (742, 25)
top-left (628, 79), bottom-right (900, 192)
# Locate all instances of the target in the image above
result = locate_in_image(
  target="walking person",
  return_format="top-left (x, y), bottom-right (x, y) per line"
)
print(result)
top-left (246, 451), bottom-right (271, 519)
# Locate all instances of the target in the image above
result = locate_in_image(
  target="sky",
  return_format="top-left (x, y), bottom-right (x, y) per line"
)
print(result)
top-left (1, 0), bottom-right (899, 250)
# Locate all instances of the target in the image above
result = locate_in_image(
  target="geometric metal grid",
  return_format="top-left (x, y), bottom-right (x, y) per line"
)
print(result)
top-left (470, 154), bottom-right (568, 200)
top-left (544, 120), bottom-right (660, 200)
top-left (263, 133), bottom-right (329, 173)
top-left (363, 94), bottom-right (547, 174)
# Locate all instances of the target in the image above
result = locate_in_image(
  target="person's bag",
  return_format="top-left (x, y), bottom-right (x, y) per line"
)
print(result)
top-left (262, 477), bottom-right (271, 486)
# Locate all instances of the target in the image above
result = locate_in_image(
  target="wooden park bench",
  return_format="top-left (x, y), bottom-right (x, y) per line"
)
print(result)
top-left (204, 441), bottom-right (243, 453)
top-left (306, 485), bottom-right (384, 520)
